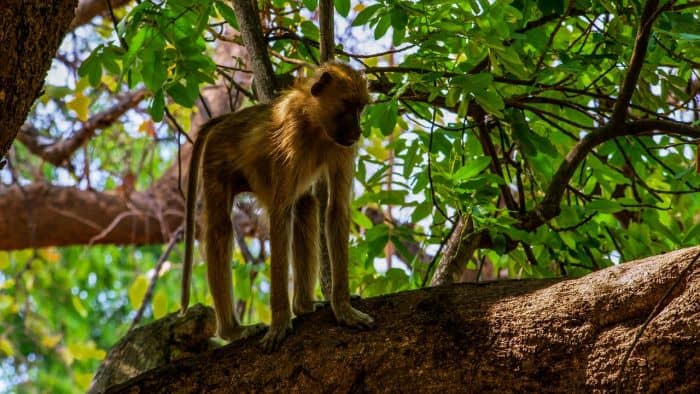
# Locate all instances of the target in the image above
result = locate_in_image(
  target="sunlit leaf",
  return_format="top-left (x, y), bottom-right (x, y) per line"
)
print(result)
top-left (72, 296), bottom-right (88, 318)
top-left (67, 341), bottom-right (106, 361)
top-left (0, 337), bottom-right (14, 356)
top-left (454, 157), bottom-right (492, 182)
top-left (128, 274), bottom-right (149, 309)
top-left (67, 93), bottom-right (90, 122)
top-left (153, 289), bottom-right (168, 318)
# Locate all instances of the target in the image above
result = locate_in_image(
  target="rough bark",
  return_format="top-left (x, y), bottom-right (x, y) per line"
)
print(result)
top-left (0, 0), bottom-right (77, 163)
top-left (105, 246), bottom-right (699, 393)
top-left (89, 305), bottom-right (217, 394)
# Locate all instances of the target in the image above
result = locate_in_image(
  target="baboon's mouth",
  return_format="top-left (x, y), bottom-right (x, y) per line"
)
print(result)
top-left (336, 136), bottom-right (358, 146)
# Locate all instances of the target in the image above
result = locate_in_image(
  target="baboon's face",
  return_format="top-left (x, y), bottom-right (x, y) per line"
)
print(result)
top-left (311, 69), bottom-right (368, 147)
top-left (331, 98), bottom-right (365, 146)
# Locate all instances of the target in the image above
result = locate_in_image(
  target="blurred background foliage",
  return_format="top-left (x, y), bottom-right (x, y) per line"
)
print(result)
top-left (2, 0), bottom-right (700, 391)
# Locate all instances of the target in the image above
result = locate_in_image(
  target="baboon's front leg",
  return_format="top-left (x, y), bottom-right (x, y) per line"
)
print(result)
top-left (325, 165), bottom-right (375, 329)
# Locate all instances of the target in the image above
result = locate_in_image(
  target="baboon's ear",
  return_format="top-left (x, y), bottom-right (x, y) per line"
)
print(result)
top-left (311, 72), bottom-right (333, 96)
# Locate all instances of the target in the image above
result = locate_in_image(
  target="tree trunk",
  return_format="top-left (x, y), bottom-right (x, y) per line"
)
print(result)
top-left (0, 0), bottom-right (77, 162)
top-left (105, 246), bottom-right (700, 393)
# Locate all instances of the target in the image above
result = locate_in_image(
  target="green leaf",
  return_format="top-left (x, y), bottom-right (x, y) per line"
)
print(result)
top-left (101, 50), bottom-right (121, 75)
top-left (392, 26), bottom-right (405, 45)
top-left (537, 0), bottom-right (565, 15)
top-left (335, 0), bottom-right (350, 17)
top-left (149, 90), bottom-right (165, 122)
top-left (215, 1), bottom-right (238, 29)
top-left (585, 199), bottom-right (623, 213)
top-left (301, 20), bottom-right (320, 41)
top-left (352, 210), bottom-right (374, 229)
top-left (454, 72), bottom-right (493, 92)
top-left (166, 81), bottom-right (198, 107)
top-left (682, 221), bottom-right (700, 244)
top-left (302, 0), bottom-right (318, 11)
top-left (509, 110), bottom-right (558, 158)
top-left (122, 28), bottom-right (150, 78)
top-left (78, 50), bottom-right (103, 87)
top-left (453, 157), bottom-right (491, 181)
top-left (445, 86), bottom-right (460, 108)
top-left (474, 90), bottom-right (504, 116)
top-left (374, 14), bottom-right (392, 39)
top-left (370, 101), bottom-right (398, 135)
top-left (141, 49), bottom-right (167, 91)
top-left (411, 201), bottom-right (432, 223)
top-left (390, 9), bottom-right (408, 30)
top-left (353, 4), bottom-right (382, 26)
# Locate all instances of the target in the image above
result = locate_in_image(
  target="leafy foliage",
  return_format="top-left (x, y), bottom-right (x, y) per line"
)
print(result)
top-left (2, 0), bottom-right (700, 392)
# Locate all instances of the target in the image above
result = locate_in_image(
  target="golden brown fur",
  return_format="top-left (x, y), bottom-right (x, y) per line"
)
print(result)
top-left (181, 62), bottom-right (374, 351)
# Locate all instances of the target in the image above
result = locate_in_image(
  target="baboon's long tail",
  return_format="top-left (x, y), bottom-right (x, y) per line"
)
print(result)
top-left (180, 118), bottom-right (222, 315)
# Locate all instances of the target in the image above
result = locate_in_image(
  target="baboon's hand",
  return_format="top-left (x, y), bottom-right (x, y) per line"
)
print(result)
top-left (332, 304), bottom-right (375, 329)
top-left (260, 320), bottom-right (293, 352)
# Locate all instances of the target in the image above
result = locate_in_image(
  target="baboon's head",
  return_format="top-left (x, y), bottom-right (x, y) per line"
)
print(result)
top-left (310, 62), bottom-right (369, 147)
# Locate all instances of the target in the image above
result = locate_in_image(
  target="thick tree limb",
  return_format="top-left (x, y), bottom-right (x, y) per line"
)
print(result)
top-left (0, 1), bottom-right (77, 164)
top-left (0, 180), bottom-right (261, 250)
top-left (0, 182), bottom-right (183, 250)
top-left (90, 304), bottom-right (217, 394)
top-left (17, 89), bottom-right (147, 167)
top-left (106, 246), bottom-right (700, 392)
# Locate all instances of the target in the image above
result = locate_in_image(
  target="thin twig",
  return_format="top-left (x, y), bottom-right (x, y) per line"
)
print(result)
top-left (129, 226), bottom-right (184, 331)
top-left (105, 0), bottom-right (129, 50)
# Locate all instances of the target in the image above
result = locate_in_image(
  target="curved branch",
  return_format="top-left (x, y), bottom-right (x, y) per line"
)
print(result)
top-left (17, 88), bottom-right (147, 166)
top-left (610, 0), bottom-right (660, 128)
top-left (520, 118), bottom-right (700, 230)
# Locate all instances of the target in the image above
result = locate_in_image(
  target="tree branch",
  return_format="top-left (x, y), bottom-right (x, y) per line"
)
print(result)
top-left (319, 0), bottom-right (334, 63)
top-left (0, 1), bottom-right (77, 165)
top-left (520, 118), bottom-right (700, 231)
top-left (106, 246), bottom-right (700, 392)
top-left (17, 88), bottom-right (147, 167)
top-left (229, 0), bottom-right (276, 102)
top-left (610, 0), bottom-right (660, 128)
